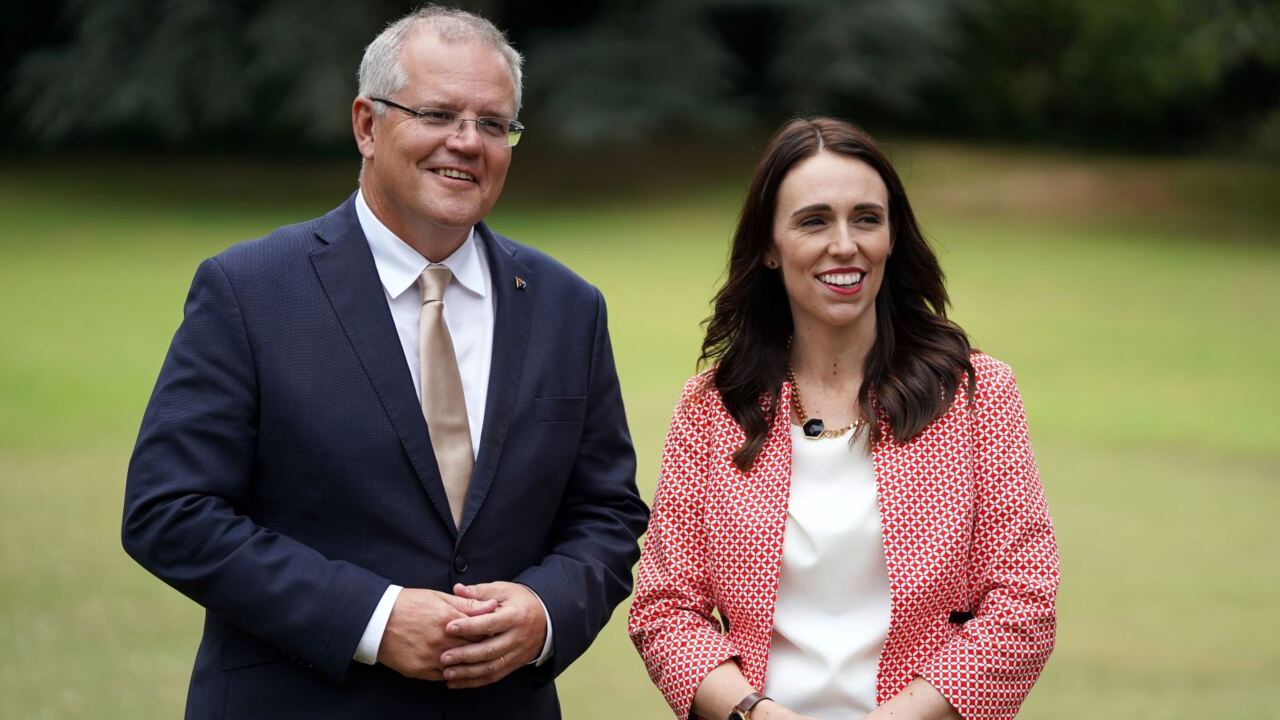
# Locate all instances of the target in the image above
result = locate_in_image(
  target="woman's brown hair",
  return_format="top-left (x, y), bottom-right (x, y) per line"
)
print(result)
top-left (701, 118), bottom-right (975, 472)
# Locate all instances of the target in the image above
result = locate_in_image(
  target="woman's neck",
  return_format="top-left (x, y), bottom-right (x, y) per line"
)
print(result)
top-left (787, 315), bottom-right (877, 426)
top-left (789, 316), bottom-right (876, 386)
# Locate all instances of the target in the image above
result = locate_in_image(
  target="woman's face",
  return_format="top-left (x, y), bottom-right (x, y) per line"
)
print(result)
top-left (766, 150), bottom-right (892, 337)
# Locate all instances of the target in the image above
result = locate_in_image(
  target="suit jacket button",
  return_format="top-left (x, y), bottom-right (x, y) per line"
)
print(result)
top-left (454, 554), bottom-right (469, 573)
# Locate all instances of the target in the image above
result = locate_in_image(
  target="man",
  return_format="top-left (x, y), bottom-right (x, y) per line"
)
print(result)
top-left (122, 7), bottom-right (648, 718)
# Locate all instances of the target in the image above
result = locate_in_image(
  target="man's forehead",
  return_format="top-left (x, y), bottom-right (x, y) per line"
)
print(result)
top-left (399, 30), bottom-right (506, 78)
top-left (398, 31), bottom-right (516, 112)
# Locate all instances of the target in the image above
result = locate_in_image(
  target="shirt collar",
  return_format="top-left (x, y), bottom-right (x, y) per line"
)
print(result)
top-left (355, 189), bottom-right (490, 301)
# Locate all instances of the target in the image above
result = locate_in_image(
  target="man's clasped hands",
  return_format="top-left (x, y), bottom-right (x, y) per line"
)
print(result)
top-left (377, 582), bottom-right (547, 689)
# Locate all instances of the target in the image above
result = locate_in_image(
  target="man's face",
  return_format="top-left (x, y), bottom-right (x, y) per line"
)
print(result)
top-left (358, 30), bottom-right (516, 249)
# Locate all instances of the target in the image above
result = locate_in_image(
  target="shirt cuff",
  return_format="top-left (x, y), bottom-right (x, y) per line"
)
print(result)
top-left (353, 584), bottom-right (403, 665)
top-left (524, 585), bottom-right (554, 666)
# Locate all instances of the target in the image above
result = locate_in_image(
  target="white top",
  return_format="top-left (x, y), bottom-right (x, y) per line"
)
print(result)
top-left (350, 190), bottom-right (552, 667)
top-left (763, 427), bottom-right (891, 717)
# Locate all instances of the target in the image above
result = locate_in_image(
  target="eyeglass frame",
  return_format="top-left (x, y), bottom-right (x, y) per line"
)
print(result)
top-left (369, 97), bottom-right (525, 147)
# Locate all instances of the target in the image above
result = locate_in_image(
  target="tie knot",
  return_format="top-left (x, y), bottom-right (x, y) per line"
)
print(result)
top-left (418, 265), bottom-right (453, 305)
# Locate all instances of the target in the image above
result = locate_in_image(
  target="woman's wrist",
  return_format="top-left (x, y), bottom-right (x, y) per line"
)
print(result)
top-left (751, 699), bottom-right (802, 720)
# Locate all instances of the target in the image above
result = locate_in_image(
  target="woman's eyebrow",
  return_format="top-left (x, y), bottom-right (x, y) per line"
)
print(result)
top-left (790, 203), bottom-right (831, 218)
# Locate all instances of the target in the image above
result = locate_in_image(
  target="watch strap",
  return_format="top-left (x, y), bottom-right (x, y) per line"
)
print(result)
top-left (729, 691), bottom-right (770, 720)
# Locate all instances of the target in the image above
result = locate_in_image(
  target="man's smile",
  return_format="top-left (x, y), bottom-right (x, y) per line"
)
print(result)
top-left (431, 167), bottom-right (477, 183)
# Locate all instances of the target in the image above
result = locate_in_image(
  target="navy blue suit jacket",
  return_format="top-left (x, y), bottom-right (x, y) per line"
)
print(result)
top-left (123, 196), bottom-right (648, 719)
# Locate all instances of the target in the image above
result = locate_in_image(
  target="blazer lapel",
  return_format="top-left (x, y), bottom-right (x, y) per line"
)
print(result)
top-left (308, 195), bottom-right (457, 533)
top-left (735, 383), bottom-right (795, 671)
top-left (459, 223), bottom-right (534, 535)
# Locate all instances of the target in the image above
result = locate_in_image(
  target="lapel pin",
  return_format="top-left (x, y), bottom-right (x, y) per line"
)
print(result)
top-left (514, 276), bottom-right (527, 290)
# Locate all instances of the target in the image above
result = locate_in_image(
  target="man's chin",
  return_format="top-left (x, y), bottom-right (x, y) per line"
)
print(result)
top-left (423, 202), bottom-right (493, 230)
top-left (425, 214), bottom-right (483, 232)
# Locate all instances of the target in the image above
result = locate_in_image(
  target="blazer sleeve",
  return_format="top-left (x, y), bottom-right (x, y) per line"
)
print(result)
top-left (918, 363), bottom-right (1060, 719)
top-left (122, 258), bottom-right (389, 682)
top-left (628, 376), bottom-right (740, 719)
top-left (514, 288), bottom-right (650, 679)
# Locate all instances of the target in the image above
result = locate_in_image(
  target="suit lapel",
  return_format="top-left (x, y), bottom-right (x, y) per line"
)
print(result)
top-left (459, 223), bottom-right (534, 535)
top-left (308, 196), bottom-right (457, 533)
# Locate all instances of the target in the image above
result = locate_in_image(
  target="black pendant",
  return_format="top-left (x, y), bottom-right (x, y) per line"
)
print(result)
top-left (802, 418), bottom-right (825, 437)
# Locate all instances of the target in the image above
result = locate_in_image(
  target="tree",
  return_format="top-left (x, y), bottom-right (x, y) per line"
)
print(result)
top-left (11, 0), bottom-right (403, 148)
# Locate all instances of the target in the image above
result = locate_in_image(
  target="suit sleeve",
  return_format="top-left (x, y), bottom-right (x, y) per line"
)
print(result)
top-left (122, 258), bottom-right (388, 682)
top-left (627, 376), bottom-right (739, 719)
top-left (513, 288), bottom-right (649, 679)
top-left (918, 363), bottom-right (1060, 719)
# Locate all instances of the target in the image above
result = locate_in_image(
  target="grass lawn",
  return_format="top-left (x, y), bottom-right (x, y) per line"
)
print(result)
top-left (1, 143), bottom-right (1277, 718)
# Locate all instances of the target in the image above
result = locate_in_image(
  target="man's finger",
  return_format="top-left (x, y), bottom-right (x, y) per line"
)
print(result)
top-left (446, 673), bottom-right (504, 690)
top-left (438, 591), bottom-right (498, 617)
top-left (442, 651), bottom-right (510, 683)
top-left (452, 581), bottom-right (503, 601)
top-left (446, 605), bottom-right (515, 637)
top-left (440, 631), bottom-right (512, 667)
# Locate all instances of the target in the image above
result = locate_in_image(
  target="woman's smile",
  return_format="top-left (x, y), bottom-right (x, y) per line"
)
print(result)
top-left (815, 266), bottom-right (866, 295)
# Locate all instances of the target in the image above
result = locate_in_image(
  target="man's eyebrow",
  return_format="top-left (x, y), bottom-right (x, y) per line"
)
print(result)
top-left (418, 99), bottom-right (456, 111)
top-left (410, 98), bottom-right (514, 117)
top-left (479, 105), bottom-right (518, 118)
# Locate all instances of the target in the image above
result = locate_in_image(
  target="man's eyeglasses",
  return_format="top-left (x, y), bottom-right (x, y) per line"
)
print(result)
top-left (370, 97), bottom-right (525, 147)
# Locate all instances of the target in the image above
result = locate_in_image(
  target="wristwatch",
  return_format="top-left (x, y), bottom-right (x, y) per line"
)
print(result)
top-left (728, 692), bottom-right (771, 720)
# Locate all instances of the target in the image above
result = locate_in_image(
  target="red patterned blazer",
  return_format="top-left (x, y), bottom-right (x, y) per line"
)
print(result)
top-left (628, 353), bottom-right (1058, 720)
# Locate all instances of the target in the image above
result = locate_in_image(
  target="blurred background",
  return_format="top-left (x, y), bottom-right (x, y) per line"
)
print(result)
top-left (1, 0), bottom-right (1278, 718)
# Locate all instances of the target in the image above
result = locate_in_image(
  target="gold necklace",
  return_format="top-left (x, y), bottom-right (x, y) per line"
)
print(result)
top-left (787, 366), bottom-right (864, 439)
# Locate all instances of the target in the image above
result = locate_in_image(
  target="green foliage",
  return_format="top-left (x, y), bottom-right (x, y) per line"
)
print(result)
top-left (12, 0), bottom-right (394, 146)
top-left (941, 0), bottom-right (1280, 148)
top-left (8, 0), bottom-right (1279, 152)
top-left (527, 1), bottom-right (752, 146)
top-left (768, 0), bottom-right (960, 121)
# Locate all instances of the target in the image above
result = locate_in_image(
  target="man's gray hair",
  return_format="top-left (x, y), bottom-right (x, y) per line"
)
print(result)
top-left (358, 5), bottom-right (524, 114)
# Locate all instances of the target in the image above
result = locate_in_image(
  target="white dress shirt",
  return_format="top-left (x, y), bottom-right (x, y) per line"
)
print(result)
top-left (357, 190), bottom-right (493, 453)
top-left (763, 427), bottom-right (891, 716)
top-left (350, 189), bottom-right (553, 667)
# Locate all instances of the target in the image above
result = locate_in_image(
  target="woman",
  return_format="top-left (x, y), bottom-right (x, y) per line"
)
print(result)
top-left (627, 118), bottom-right (1058, 720)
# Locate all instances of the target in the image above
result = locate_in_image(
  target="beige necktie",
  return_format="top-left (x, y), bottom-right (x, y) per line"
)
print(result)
top-left (418, 266), bottom-right (473, 527)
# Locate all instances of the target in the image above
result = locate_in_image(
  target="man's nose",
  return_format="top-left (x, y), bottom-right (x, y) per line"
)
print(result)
top-left (446, 119), bottom-right (485, 154)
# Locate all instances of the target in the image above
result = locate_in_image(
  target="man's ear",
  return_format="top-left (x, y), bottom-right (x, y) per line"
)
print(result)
top-left (353, 97), bottom-right (377, 160)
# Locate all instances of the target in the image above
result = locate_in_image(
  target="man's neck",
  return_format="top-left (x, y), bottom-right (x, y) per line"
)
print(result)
top-left (359, 185), bottom-right (470, 263)
top-left (407, 230), bottom-right (469, 264)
